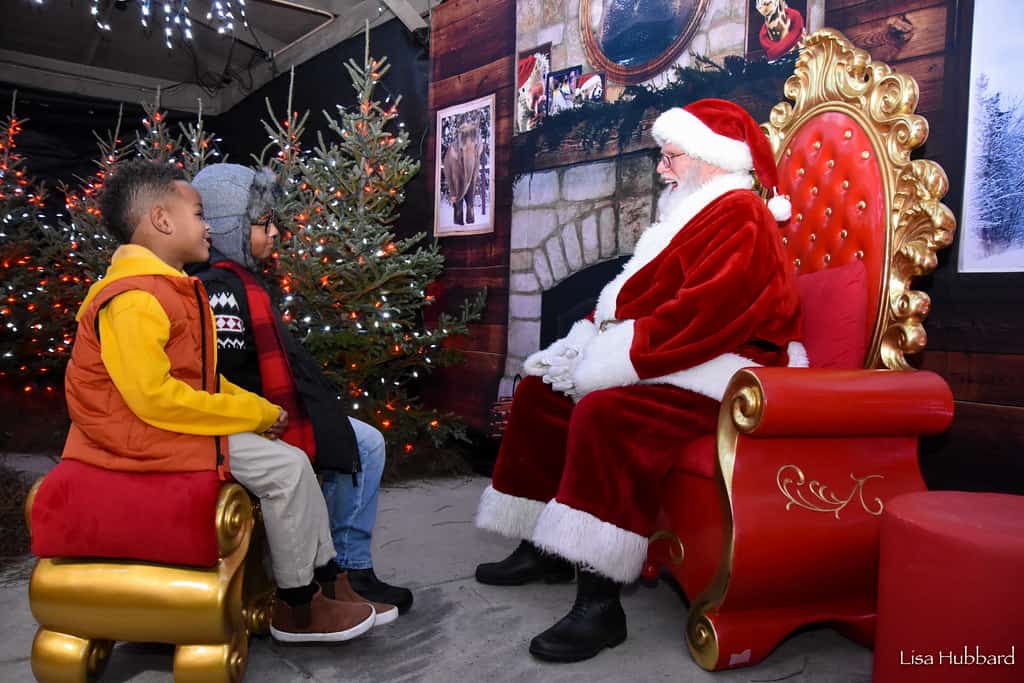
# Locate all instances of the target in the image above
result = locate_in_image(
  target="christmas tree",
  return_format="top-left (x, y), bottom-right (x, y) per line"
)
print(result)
top-left (261, 33), bottom-right (486, 454)
top-left (0, 92), bottom-right (56, 391)
top-left (1, 93), bottom-right (220, 389)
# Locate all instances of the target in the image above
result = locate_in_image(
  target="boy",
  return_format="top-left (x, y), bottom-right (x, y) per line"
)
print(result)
top-left (63, 159), bottom-right (377, 643)
top-left (189, 163), bottom-right (412, 617)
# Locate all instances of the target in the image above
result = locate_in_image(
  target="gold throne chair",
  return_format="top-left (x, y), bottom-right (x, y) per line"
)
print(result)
top-left (25, 461), bottom-right (274, 682)
top-left (643, 28), bottom-right (957, 670)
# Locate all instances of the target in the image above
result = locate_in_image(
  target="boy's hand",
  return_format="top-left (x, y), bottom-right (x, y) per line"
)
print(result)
top-left (265, 408), bottom-right (289, 440)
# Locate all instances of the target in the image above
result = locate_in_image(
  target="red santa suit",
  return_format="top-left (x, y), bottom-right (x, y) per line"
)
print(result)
top-left (476, 99), bottom-right (806, 583)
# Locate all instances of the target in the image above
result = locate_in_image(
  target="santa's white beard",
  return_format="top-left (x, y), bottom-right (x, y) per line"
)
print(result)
top-left (656, 175), bottom-right (703, 223)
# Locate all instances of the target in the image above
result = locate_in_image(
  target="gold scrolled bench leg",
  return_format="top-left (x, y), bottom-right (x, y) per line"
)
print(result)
top-left (173, 633), bottom-right (248, 683)
top-left (31, 629), bottom-right (113, 683)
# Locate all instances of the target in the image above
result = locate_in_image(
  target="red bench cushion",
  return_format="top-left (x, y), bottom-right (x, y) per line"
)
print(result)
top-left (31, 459), bottom-right (222, 567)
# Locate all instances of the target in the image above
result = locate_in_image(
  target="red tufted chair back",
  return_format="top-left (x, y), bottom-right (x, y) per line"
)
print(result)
top-left (775, 111), bottom-right (883, 367)
top-left (763, 29), bottom-right (955, 370)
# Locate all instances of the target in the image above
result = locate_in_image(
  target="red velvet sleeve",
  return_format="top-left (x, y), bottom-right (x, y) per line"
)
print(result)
top-left (630, 205), bottom-right (796, 379)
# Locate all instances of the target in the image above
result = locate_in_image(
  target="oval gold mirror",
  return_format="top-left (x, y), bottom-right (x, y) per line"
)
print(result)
top-left (580, 0), bottom-right (710, 84)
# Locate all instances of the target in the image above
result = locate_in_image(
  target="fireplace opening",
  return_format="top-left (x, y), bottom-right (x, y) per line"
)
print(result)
top-left (540, 256), bottom-right (629, 347)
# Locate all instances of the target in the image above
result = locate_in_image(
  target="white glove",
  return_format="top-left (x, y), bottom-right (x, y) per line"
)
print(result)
top-left (543, 351), bottom-right (579, 396)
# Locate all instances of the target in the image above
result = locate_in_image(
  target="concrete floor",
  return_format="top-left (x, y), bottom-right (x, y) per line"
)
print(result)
top-left (0, 466), bottom-right (874, 682)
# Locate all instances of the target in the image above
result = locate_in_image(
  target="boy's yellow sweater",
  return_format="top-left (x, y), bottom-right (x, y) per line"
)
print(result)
top-left (78, 244), bottom-right (278, 436)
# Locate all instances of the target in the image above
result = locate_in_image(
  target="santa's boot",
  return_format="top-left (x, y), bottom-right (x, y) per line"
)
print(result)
top-left (528, 569), bottom-right (627, 662)
top-left (475, 540), bottom-right (575, 586)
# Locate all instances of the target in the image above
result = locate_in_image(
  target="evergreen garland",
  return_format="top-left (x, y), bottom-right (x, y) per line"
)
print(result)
top-left (514, 53), bottom-right (796, 172)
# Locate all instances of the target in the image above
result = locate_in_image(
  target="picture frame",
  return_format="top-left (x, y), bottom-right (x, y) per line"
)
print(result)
top-left (546, 65), bottom-right (583, 117)
top-left (434, 94), bottom-right (496, 237)
top-left (956, 1), bottom-right (1024, 272)
top-left (579, 0), bottom-right (709, 84)
top-left (745, 0), bottom-right (826, 62)
top-left (575, 72), bottom-right (606, 104)
top-left (516, 44), bottom-right (552, 135)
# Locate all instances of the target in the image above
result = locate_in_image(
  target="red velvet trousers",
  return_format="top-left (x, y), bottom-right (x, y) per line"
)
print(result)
top-left (478, 375), bottom-right (719, 582)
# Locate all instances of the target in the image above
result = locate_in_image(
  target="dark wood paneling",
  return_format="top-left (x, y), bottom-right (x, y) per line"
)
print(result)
top-left (826, 0), bottom-right (947, 27)
top-left (426, 0), bottom-right (514, 431)
top-left (422, 352), bottom-right (504, 433)
top-left (837, 4), bottom-right (948, 63)
top-left (918, 351), bottom-right (1024, 407)
top-left (920, 401), bottom-right (1024, 494)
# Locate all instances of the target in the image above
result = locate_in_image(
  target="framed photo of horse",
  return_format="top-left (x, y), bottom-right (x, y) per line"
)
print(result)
top-left (434, 94), bottom-right (496, 237)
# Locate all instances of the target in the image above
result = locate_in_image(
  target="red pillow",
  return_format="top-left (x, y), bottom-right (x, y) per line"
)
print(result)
top-left (796, 260), bottom-right (869, 369)
top-left (31, 459), bottom-right (223, 567)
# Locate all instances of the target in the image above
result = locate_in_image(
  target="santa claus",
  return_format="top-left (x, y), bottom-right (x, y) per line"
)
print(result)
top-left (474, 98), bottom-right (807, 662)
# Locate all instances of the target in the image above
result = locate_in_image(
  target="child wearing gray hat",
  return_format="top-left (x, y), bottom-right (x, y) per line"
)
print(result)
top-left (190, 163), bottom-right (413, 621)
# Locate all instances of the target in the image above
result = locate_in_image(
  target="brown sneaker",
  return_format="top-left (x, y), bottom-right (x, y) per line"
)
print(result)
top-left (270, 587), bottom-right (375, 643)
top-left (321, 572), bottom-right (399, 626)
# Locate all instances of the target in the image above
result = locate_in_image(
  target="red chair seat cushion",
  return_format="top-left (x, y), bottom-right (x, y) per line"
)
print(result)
top-left (873, 491), bottom-right (1024, 682)
top-left (797, 259), bottom-right (868, 368)
top-left (31, 459), bottom-right (222, 567)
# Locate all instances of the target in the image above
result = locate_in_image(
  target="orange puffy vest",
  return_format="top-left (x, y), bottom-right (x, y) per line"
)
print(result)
top-left (62, 274), bottom-right (230, 477)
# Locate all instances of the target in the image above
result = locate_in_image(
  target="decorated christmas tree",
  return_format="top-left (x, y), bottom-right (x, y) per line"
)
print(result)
top-left (261, 33), bottom-right (486, 453)
top-left (1, 93), bottom-right (221, 389)
top-left (0, 92), bottom-right (56, 391)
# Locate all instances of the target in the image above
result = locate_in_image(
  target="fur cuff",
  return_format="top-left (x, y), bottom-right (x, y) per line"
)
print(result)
top-left (475, 485), bottom-right (547, 540)
top-left (572, 320), bottom-right (640, 397)
top-left (532, 500), bottom-right (648, 583)
top-left (564, 318), bottom-right (597, 349)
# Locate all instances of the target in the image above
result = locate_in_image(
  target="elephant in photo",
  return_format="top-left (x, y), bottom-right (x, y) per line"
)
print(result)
top-left (443, 117), bottom-right (483, 225)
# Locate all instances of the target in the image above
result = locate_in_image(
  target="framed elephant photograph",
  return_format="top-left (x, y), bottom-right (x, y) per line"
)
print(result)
top-left (434, 94), bottom-right (496, 237)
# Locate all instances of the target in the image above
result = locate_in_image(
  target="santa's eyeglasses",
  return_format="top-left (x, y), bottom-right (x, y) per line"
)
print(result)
top-left (659, 151), bottom-right (687, 166)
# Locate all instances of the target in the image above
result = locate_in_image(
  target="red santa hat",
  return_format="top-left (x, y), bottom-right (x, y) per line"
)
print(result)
top-left (651, 98), bottom-right (792, 221)
top-left (518, 54), bottom-right (536, 89)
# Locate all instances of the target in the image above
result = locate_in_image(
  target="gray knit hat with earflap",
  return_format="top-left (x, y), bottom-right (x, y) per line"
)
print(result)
top-left (191, 163), bottom-right (284, 271)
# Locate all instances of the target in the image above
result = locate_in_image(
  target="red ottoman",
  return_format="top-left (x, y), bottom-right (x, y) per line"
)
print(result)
top-left (873, 491), bottom-right (1024, 682)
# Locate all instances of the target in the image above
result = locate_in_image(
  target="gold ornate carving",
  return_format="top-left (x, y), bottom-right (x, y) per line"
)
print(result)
top-left (649, 530), bottom-right (685, 565)
top-left (776, 465), bottom-right (884, 519)
top-left (216, 483), bottom-right (254, 556)
top-left (763, 29), bottom-right (956, 370)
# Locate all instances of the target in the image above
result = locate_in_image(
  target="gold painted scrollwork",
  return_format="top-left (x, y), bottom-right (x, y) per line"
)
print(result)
top-left (776, 465), bottom-right (884, 519)
top-left (763, 29), bottom-right (956, 370)
top-left (216, 484), bottom-right (253, 556)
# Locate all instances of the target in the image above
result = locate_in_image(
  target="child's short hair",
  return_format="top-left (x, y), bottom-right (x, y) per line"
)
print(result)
top-left (99, 160), bottom-right (186, 244)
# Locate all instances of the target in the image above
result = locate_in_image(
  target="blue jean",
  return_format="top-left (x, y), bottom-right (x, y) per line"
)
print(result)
top-left (320, 417), bottom-right (386, 570)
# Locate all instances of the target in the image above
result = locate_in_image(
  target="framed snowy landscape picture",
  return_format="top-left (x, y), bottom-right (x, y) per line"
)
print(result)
top-left (959, 1), bottom-right (1024, 272)
top-left (434, 94), bottom-right (495, 237)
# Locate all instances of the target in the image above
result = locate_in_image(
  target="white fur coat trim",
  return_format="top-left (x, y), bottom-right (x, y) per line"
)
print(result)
top-left (475, 485), bottom-right (547, 540)
top-left (652, 108), bottom-right (754, 172)
top-left (573, 329), bottom-right (809, 402)
top-left (532, 499), bottom-right (649, 583)
top-left (595, 172), bottom-right (754, 324)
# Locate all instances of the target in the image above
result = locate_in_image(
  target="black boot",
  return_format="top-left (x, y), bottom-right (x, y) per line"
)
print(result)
top-left (475, 540), bottom-right (576, 586)
top-left (346, 567), bottom-right (414, 614)
top-left (528, 570), bottom-right (627, 662)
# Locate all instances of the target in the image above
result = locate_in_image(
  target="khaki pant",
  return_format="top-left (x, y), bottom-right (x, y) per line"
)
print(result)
top-left (228, 432), bottom-right (337, 588)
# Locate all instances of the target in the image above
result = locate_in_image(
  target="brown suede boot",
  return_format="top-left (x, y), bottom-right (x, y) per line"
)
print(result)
top-left (270, 587), bottom-right (375, 643)
top-left (321, 572), bottom-right (399, 626)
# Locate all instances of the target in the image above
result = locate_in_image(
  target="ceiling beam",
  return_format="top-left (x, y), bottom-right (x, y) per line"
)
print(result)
top-left (0, 49), bottom-right (213, 114)
top-left (381, 0), bottom-right (427, 32)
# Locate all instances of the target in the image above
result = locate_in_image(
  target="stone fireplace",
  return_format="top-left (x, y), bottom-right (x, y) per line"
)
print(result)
top-left (500, 152), bottom-right (662, 397)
